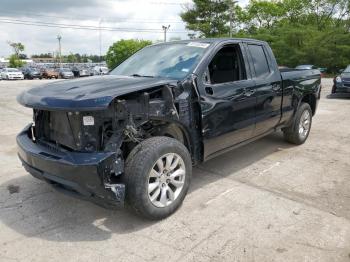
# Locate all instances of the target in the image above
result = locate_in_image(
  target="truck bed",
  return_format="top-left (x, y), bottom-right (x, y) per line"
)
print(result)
top-left (280, 68), bottom-right (321, 81)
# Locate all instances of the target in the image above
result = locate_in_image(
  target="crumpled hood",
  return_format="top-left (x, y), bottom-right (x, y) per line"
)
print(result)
top-left (17, 75), bottom-right (176, 111)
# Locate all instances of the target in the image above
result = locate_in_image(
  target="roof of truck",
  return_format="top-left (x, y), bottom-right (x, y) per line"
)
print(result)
top-left (154, 38), bottom-right (267, 46)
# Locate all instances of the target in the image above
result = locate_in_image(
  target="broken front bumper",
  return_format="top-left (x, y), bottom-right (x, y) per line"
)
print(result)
top-left (17, 125), bottom-right (125, 208)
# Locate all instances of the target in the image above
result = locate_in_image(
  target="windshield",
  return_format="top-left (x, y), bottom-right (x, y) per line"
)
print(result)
top-left (61, 68), bottom-right (71, 72)
top-left (7, 68), bottom-right (19, 72)
top-left (296, 65), bottom-right (312, 70)
top-left (110, 42), bottom-right (210, 80)
top-left (344, 65), bottom-right (350, 73)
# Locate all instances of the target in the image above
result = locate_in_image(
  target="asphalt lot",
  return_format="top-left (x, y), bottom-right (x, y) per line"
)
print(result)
top-left (0, 78), bottom-right (349, 262)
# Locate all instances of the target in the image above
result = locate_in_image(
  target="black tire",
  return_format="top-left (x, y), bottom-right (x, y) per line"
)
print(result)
top-left (283, 102), bottom-right (312, 145)
top-left (125, 136), bottom-right (192, 220)
top-left (331, 85), bottom-right (336, 94)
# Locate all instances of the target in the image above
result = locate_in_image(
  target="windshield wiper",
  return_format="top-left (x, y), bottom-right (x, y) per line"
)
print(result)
top-left (130, 74), bottom-right (155, 78)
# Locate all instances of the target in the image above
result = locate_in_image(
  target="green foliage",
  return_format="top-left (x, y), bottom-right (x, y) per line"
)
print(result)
top-left (9, 54), bottom-right (25, 68)
top-left (31, 53), bottom-right (104, 63)
top-left (66, 53), bottom-right (77, 63)
top-left (31, 53), bottom-right (54, 58)
top-left (8, 42), bottom-right (25, 57)
top-left (181, 0), bottom-right (350, 72)
top-left (180, 0), bottom-right (231, 37)
top-left (7, 41), bottom-right (26, 68)
top-left (244, 0), bottom-right (285, 28)
top-left (106, 39), bottom-right (152, 69)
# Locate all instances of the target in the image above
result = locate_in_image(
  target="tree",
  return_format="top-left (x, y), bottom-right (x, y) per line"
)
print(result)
top-left (18, 54), bottom-right (28, 60)
top-left (232, 0), bottom-right (350, 72)
top-left (180, 0), bottom-right (231, 37)
top-left (106, 39), bottom-right (152, 69)
top-left (9, 54), bottom-right (25, 68)
top-left (7, 41), bottom-right (25, 68)
top-left (32, 53), bottom-right (54, 58)
top-left (66, 53), bottom-right (77, 63)
top-left (244, 0), bottom-right (285, 28)
top-left (7, 42), bottom-right (25, 57)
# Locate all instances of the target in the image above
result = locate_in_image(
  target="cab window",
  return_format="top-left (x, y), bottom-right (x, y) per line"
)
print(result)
top-left (247, 44), bottom-right (270, 78)
top-left (204, 45), bottom-right (246, 85)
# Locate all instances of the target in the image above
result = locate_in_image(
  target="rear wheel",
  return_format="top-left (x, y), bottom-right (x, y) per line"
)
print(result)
top-left (283, 103), bottom-right (312, 145)
top-left (125, 136), bottom-right (192, 220)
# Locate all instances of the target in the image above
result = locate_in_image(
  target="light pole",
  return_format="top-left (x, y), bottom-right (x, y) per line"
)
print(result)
top-left (228, 1), bottom-right (238, 38)
top-left (162, 25), bottom-right (170, 42)
top-left (57, 35), bottom-right (62, 68)
top-left (99, 19), bottom-right (102, 65)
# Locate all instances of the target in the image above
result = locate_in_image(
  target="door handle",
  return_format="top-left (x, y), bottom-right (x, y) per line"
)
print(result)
top-left (205, 86), bottom-right (214, 95)
top-left (243, 88), bottom-right (255, 97)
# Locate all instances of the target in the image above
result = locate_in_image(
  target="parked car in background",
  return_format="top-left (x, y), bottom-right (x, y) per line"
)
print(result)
top-left (332, 65), bottom-right (350, 94)
top-left (296, 65), bottom-right (327, 77)
top-left (278, 66), bottom-right (290, 70)
top-left (41, 68), bottom-right (59, 79)
top-left (58, 68), bottom-right (74, 79)
top-left (72, 66), bottom-right (90, 77)
top-left (1, 68), bottom-right (24, 80)
top-left (93, 66), bottom-right (109, 75)
top-left (23, 68), bottom-right (42, 80)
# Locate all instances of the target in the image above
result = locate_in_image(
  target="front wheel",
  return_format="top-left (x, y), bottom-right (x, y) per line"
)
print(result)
top-left (283, 103), bottom-right (312, 145)
top-left (125, 136), bottom-right (192, 220)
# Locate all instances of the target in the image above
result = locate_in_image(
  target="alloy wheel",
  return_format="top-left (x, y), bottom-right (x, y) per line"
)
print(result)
top-left (148, 153), bottom-right (186, 208)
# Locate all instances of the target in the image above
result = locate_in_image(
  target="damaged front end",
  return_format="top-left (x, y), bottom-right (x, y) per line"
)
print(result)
top-left (17, 114), bottom-right (126, 207)
top-left (17, 76), bottom-right (202, 208)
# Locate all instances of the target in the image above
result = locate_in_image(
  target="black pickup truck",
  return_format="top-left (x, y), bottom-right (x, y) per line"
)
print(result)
top-left (17, 39), bottom-right (321, 219)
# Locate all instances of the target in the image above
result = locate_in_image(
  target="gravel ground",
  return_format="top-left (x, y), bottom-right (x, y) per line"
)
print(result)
top-left (0, 78), bottom-right (349, 262)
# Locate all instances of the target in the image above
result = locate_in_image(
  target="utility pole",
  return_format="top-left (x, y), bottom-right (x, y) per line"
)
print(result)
top-left (162, 25), bottom-right (170, 42)
top-left (57, 35), bottom-right (62, 68)
top-left (99, 19), bottom-right (102, 65)
top-left (228, 1), bottom-right (238, 38)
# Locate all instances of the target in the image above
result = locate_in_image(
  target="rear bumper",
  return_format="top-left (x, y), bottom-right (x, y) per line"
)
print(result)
top-left (17, 125), bottom-right (125, 208)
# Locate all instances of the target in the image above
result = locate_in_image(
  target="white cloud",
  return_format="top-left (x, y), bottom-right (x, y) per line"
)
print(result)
top-left (0, 0), bottom-right (248, 57)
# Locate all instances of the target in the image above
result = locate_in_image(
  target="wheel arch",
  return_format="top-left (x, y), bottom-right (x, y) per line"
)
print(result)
top-left (300, 93), bottom-right (317, 116)
top-left (143, 119), bottom-right (197, 161)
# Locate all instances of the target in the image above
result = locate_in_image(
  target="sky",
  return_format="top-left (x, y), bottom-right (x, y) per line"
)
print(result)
top-left (0, 0), bottom-right (249, 57)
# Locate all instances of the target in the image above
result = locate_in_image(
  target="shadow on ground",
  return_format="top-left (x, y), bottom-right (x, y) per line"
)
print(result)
top-left (0, 132), bottom-right (292, 242)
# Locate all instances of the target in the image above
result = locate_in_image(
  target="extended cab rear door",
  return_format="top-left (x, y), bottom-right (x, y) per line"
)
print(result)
top-left (245, 43), bottom-right (283, 135)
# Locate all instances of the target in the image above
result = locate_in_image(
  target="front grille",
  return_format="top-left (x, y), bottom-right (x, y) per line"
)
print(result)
top-left (33, 110), bottom-right (101, 152)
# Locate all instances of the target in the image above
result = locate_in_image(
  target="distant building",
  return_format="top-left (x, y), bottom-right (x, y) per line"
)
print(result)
top-left (0, 57), bottom-right (9, 67)
top-left (23, 59), bottom-right (34, 64)
top-left (0, 57), bottom-right (33, 67)
top-left (32, 57), bottom-right (57, 63)
top-left (0, 57), bottom-right (9, 63)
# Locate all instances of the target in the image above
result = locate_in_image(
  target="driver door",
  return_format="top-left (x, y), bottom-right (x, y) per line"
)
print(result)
top-left (197, 43), bottom-right (257, 160)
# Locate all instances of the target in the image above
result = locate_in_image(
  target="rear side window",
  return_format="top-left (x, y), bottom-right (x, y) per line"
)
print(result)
top-left (248, 45), bottom-right (270, 78)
